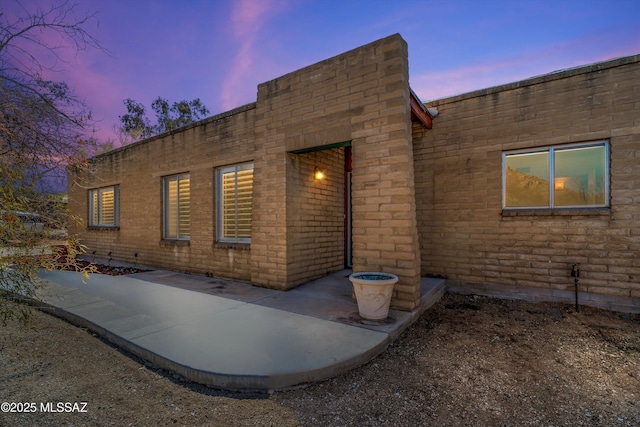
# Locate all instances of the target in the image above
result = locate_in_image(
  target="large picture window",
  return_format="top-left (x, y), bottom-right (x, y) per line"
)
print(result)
top-left (163, 174), bottom-right (190, 240)
top-left (217, 162), bottom-right (253, 243)
top-left (89, 186), bottom-right (119, 227)
top-left (503, 142), bottom-right (609, 209)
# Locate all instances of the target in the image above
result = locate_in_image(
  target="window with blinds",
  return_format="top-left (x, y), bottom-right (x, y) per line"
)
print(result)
top-left (163, 174), bottom-right (190, 240)
top-left (88, 186), bottom-right (119, 227)
top-left (217, 163), bottom-right (253, 243)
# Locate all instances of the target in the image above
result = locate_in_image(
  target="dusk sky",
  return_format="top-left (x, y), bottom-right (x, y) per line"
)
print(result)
top-left (6, 0), bottom-right (640, 143)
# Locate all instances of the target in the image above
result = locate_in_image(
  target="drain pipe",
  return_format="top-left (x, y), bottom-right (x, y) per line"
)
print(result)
top-left (571, 264), bottom-right (580, 312)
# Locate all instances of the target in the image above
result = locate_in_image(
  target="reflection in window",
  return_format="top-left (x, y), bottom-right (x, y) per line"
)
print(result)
top-left (554, 145), bottom-right (607, 207)
top-left (503, 142), bottom-right (608, 209)
top-left (505, 151), bottom-right (549, 207)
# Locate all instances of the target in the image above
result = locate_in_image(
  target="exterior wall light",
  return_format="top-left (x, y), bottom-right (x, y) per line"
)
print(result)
top-left (314, 167), bottom-right (325, 181)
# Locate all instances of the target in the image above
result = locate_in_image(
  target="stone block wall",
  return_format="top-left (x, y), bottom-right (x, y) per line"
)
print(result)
top-left (413, 54), bottom-right (640, 312)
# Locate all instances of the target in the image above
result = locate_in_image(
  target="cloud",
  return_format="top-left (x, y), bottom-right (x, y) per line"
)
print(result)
top-left (411, 35), bottom-right (640, 102)
top-left (3, 7), bottom-right (117, 143)
top-left (220, 0), bottom-right (279, 110)
top-left (411, 57), bottom-right (537, 102)
top-left (30, 29), bottom-right (122, 142)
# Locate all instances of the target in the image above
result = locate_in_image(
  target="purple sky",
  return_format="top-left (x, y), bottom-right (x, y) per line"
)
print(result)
top-left (6, 0), bottom-right (640, 144)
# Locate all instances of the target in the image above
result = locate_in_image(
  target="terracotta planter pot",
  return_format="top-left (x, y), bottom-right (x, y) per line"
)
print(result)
top-left (349, 272), bottom-right (398, 320)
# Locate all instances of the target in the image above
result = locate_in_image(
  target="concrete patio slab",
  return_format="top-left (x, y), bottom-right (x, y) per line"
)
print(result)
top-left (36, 269), bottom-right (444, 391)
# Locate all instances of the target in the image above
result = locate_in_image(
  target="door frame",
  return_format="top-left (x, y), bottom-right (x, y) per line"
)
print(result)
top-left (345, 147), bottom-right (353, 268)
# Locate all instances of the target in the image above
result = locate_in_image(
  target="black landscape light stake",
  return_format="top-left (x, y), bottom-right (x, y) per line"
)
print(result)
top-left (134, 252), bottom-right (139, 268)
top-left (571, 264), bottom-right (580, 312)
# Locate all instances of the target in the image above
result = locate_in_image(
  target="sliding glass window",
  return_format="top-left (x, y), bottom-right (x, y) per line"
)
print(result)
top-left (503, 142), bottom-right (609, 209)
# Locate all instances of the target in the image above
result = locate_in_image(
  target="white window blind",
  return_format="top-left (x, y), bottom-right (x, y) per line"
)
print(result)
top-left (89, 186), bottom-right (119, 227)
top-left (163, 174), bottom-right (190, 240)
top-left (217, 163), bottom-right (253, 243)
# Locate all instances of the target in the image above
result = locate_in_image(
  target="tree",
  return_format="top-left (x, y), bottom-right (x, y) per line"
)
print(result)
top-left (118, 97), bottom-right (210, 142)
top-left (1, 1), bottom-right (105, 326)
top-left (118, 98), bottom-right (152, 140)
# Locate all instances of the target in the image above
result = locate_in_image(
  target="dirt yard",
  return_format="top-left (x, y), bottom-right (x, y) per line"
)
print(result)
top-left (1, 292), bottom-right (638, 426)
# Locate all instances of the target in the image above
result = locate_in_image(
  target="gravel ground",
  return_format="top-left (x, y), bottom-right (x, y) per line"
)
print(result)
top-left (1, 293), bottom-right (639, 426)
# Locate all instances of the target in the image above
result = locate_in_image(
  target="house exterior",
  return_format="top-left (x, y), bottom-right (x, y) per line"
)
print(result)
top-left (69, 34), bottom-right (640, 313)
top-left (413, 53), bottom-right (640, 313)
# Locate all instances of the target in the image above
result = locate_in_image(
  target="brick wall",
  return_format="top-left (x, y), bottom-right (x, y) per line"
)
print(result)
top-left (413, 55), bottom-right (640, 312)
top-left (286, 148), bottom-right (345, 285)
top-left (70, 34), bottom-right (423, 309)
top-left (348, 37), bottom-right (422, 310)
top-left (251, 34), bottom-right (422, 307)
top-left (69, 104), bottom-right (257, 280)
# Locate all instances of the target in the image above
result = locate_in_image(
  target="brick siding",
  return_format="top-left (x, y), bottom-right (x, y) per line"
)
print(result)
top-left (413, 55), bottom-right (640, 312)
top-left (69, 104), bottom-right (257, 280)
top-left (70, 34), bottom-right (423, 309)
top-left (69, 35), bottom-right (638, 312)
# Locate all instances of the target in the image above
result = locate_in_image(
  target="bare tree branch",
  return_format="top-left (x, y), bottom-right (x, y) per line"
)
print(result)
top-left (0, 0), bottom-right (106, 327)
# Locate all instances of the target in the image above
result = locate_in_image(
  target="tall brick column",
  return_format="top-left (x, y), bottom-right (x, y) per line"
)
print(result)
top-left (349, 38), bottom-right (422, 311)
top-left (250, 84), bottom-right (290, 288)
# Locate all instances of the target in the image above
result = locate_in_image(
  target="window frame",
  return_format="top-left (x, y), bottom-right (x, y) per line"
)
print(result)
top-left (88, 185), bottom-right (119, 228)
top-left (163, 173), bottom-right (191, 241)
top-left (216, 162), bottom-right (254, 244)
top-left (502, 141), bottom-right (610, 210)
